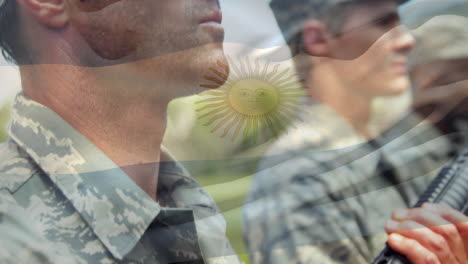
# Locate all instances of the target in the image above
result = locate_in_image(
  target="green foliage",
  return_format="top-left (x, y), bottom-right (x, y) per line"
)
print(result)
top-left (200, 172), bottom-right (254, 264)
top-left (0, 102), bottom-right (11, 142)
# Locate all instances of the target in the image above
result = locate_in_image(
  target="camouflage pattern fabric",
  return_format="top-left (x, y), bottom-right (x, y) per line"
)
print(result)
top-left (243, 103), bottom-right (468, 264)
top-left (0, 93), bottom-right (240, 264)
top-left (0, 190), bottom-right (78, 264)
top-left (261, 101), bottom-right (367, 154)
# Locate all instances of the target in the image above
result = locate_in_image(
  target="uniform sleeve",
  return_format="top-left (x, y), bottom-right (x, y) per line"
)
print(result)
top-left (243, 156), bottom-right (373, 264)
top-left (0, 190), bottom-right (77, 264)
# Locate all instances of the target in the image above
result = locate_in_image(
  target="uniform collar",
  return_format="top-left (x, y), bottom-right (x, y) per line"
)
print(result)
top-left (7, 93), bottom-right (184, 260)
top-left (266, 101), bottom-right (366, 156)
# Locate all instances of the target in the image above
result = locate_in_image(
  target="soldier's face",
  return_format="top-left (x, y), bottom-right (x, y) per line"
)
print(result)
top-left (327, 1), bottom-right (415, 98)
top-left (67, 0), bottom-right (225, 90)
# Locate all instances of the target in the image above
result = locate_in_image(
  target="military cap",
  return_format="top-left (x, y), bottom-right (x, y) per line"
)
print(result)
top-left (270, 0), bottom-right (410, 41)
top-left (410, 14), bottom-right (468, 68)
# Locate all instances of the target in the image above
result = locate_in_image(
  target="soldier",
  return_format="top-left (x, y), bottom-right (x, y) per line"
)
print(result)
top-left (0, 0), bottom-right (238, 263)
top-left (243, 1), bottom-right (468, 264)
top-left (383, 13), bottom-right (468, 263)
top-left (410, 14), bottom-right (468, 135)
top-left (263, 0), bottom-right (415, 150)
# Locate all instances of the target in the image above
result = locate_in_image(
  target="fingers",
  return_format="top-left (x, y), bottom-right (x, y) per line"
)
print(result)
top-left (413, 80), bottom-right (468, 107)
top-left (385, 204), bottom-right (468, 263)
top-left (423, 203), bottom-right (468, 255)
top-left (423, 203), bottom-right (468, 226)
top-left (388, 233), bottom-right (441, 264)
top-left (390, 206), bottom-right (467, 263)
top-left (385, 219), bottom-right (459, 264)
top-left (412, 81), bottom-right (468, 122)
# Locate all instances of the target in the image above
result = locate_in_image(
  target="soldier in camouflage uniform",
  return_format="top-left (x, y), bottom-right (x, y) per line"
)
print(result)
top-left (243, 0), bottom-right (468, 263)
top-left (410, 13), bottom-right (468, 135)
top-left (244, 114), bottom-right (467, 264)
top-left (0, 0), bottom-right (239, 263)
top-left (381, 12), bottom-right (468, 264)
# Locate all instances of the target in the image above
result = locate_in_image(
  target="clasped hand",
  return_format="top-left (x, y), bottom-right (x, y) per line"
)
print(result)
top-left (386, 203), bottom-right (468, 264)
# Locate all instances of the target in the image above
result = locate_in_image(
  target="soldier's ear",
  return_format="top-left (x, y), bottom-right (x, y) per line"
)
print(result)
top-left (16, 0), bottom-right (68, 28)
top-left (302, 20), bottom-right (332, 57)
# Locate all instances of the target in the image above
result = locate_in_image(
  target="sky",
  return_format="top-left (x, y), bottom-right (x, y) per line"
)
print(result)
top-left (0, 61), bottom-right (20, 106)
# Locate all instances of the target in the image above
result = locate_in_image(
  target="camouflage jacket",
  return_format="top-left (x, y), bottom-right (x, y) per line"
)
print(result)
top-left (0, 194), bottom-right (77, 263)
top-left (262, 102), bottom-right (367, 154)
top-left (0, 93), bottom-right (239, 264)
top-left (243, 107), bottom-right (468, 264)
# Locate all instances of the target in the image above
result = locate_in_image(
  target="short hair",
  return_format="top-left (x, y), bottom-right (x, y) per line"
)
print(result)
top-left (0, 0), bottom-right (27, 64)
top-left (270, 0), bottom-right (407, 56)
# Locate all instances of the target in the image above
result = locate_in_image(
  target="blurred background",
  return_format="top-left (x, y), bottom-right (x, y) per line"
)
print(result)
top-left (1, 0), bottom-right (467, 262)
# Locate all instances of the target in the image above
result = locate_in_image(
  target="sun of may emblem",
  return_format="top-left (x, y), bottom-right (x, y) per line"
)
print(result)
top-left (195, 56), bottom-right (306, 142)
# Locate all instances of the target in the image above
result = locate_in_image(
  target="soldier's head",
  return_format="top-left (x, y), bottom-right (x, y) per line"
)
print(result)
top-left (0, 0), bottom-right (225, 90)
top-left (410, 14), bottom-right (468, 121)
top-left (270, 0), bottom-right (415, 98)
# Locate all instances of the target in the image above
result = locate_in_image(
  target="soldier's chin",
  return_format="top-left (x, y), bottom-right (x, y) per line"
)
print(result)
top-left (206, 43), bottom-right (228, 71)
top-left (384, 77), bottom-right (411, 96)
top-left (168, 49), bottom-right (228, 97)
top-left (196, 46), bottom-right (229, 89)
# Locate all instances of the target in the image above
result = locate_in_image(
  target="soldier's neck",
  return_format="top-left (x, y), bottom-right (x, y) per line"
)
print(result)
top-left (20, 64), bottom-right (172, 201)
top-left (306, 68), bottom-right (373, 140)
